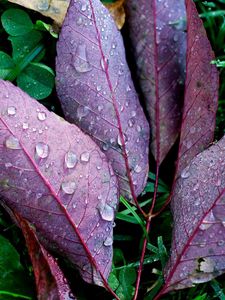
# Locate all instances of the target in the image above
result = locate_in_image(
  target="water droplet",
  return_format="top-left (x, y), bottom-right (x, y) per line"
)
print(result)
top-left (35, 142), bottom-right (49, 158)
top-left (98, 203), bottom-right (114, 221)
top-left (104, 236), bottom-right (113, 246)
top-left (96, 85), bottom-right (102, 92)
top-left (5, 136), bottom-right (21, 150)
top-left (131, 111), bottom-right (136, 117)
top-left (102, 143), bottom-right (109, 151)
top-left (117, 133), bottom-right (128, 146)
top-left (181, 167), bottom-right (190, 179)
top-left (217, 240), bottom-right (225, 246)
top-left (37, 0), bottom-right (50, 11)
top-left (100, 57), bottom-right (108, 71)
top-left (61, 181), bottom-right (76, 194)
top-left (80, 151), bottom-right (90, 163)
top-left (65, 151), bottom-right (77, 169)
top-left (73, 43), bottom-right (92, 73)
top-left (81, 3), bottom-right (87, 11)
top-left (7, 106), bottom-right (16, 116)
top-left (77, 106), bottom-right (89, 120)
top-left (5, 162), bottom-right (12, 168)
top-left (37, 111), bottom-right (47, 121)
top-left (97, 105), bottom-right (103, 112)
top-left (128, 118), bottom-right (135, 127)
top-left (134, 165), bottom-right (142, 173)
top-left (22, 122), bottom-right (29, 130)
top-left (77, 17), bottom-right (83, 26)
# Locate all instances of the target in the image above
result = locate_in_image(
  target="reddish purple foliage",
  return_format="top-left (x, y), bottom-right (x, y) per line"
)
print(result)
top-left (56, 0), bottom-right (150, 200)
top-left (162, 135), bottom-right (225, 293)
top-left (17, 215), bottom-right (76, 300)
top-left (176, 0), bottom-right (219, 176)
top-left (126, 0), bottom-right (186, 164)
top-left (0, 80), bottom-right (118, 286)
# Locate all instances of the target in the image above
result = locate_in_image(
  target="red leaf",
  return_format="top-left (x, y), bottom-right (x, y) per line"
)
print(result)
top-left (176, 0), bottom-right (219, 176)
top-left (56, 0), bottom-right (150, 201)
top-left (125, 0), bottom-right (186, 164)
top-left (0, 80), bottom-right (118, 288)
top-left (16, 214), bottom-right (76, 300)
top-left (161, 135), bottom-right (225, 293)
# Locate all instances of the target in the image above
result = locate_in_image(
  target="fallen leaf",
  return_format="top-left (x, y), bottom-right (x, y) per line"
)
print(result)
top-left (161, 135), bottom-right (225, 293)
top-left (8, 0), bottom-right (70, 26)
top-left (176, 0), bottom-right (219, 176)
top-left (8, 0), bottom-right (125, 29)
top-left (105, 0), bottom-right (125, 30)
top-left (125, 0), bottom-right (186, 164)
top-left (56, 0), bottom-right (150, 201)
top-left (16, 214), bottom-right (76, 300)
top-left (0, 79), bottom-right (118, 287)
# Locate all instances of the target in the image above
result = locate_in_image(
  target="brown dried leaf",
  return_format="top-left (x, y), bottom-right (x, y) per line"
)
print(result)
top-left (8, 0), bottom-right (125, 29)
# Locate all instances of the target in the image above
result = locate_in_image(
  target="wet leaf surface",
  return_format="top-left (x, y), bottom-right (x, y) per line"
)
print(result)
top-left (163, 135), bottom-right (225, 292)
top-left (126, 0), bottom-right (186, 164)
top-left (56, 0), bottom-right (149, 200)
top-left (16, 215), bottom-right (76, 300)
top-left (176, 0), bottom-right (219, 176)
top-left (0, 80), bottom-right (119, 287)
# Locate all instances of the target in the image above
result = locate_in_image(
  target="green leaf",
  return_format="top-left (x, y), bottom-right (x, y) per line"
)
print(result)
top-left (17, 62), bottom-right (55, 100)
top-left (116, 285), bottom-right (135, 300)
top-left (119, 268), bottom-right (137, 286)
top-left (1, 9), bottom-right (33, 36)
top-left (35, 20), bottom-right (58, 38)
top-left (108, 272), bottom-right (120, 291)
top-left (0, 51), bottom-right (15, 79)
top-left (0, 235), bottom-right (33, 300)
top-left (9, 30), bottom-right (44, 64)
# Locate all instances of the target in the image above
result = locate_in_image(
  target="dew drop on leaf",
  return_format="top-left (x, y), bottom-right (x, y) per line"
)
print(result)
top-left (103, 236), bottom-right (113, 246)
top-left (73, 44), bottom-right (92, 73)
top-left (65, 151), bottom-right (77, 169)
top-left (80, 151), bottom-right (90, 163)
top-left (180, 167), bottom-right (190, 179)
top-left (35, 142), bottom-right (49, 158)
top-left (98, 203), bottom-right (114, 221)
top-left (5, 136), bottom-right (21, 150)
top-left (61, 181), bottom-right (76, 194)
top-left (7, 106), bottom-right (16, 116)
top-left (37, 112), bottom-right (47, 121)
top-left (22, 122), bottom-right (29, 130)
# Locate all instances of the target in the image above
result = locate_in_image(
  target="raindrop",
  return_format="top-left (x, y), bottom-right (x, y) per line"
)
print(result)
top-left (81, 3), bottom-right (87, 11)
top-left (22, 122), bottom-right (29, 130)
top-left (7, 106), bottom-right (16, 116)
top-left (65, 151), bottom-right (77, 169)
top-left (77, 17), bottom-right (83, 26)
top-left (134, 165), bottom-right (142, 173)
top-left (103, 236), bottom-right (113, 246)
top-left (5, 162), bottom-right (12, 168)
top-left (199, 211), bottom-right (215, 230)
top-left (100, 57), bottom-right (108, 71)
top-left (61, 181), bottom-right (76, 194)
top-left (37, 111), bottom-right (47, 121)
top-left (80, 151), bottom-right (90, 163)
top-left (96, 85), bottom-right (102, 92)
top-left (128, 118), bottom-right (135, 127)
top-left (5, 136), bottom-right (21, 150)
top-left (218, 240), bottom-right (225, 246)
top-left (98, 203), bottom-right (114, 221)
top-left (35, 142), bottom-right (49, 158)
top-left (37, 0), bottom-right (49, 11)
top-left (73, 43), bottom-right (92, 73)
top-left (181, 167), bottom-right (190, 179)
top-left (117, 133), bottom-right (128, 146)
top-left (97, 105), bottom-right (104, 112)
top-left (102, 143), bottom-right (109, 151)
top-left (77, 106), bottom-right (89, 120)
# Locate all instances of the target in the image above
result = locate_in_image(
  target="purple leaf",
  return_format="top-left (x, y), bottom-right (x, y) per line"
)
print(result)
top-left (176, 0), bottom-right (219, 176)
top-left (161, 135), bottom-right (225, 293)
top-left (125, 0), bottom-right (186, 164)
top-left (16, 214), bottom-right (76, 300)
top-left (0, 80), bottom-right (119, 287)
top-left (56, 0), bottom-right (149, 200)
